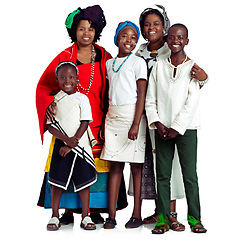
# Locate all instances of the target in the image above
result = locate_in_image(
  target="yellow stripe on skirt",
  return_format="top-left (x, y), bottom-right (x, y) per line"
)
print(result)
top-left (44, 136), bottom-right (110, 173)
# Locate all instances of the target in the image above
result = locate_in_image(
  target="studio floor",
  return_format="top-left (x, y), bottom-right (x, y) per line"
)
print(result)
top-left (9, 197), bottom-right (221, 240)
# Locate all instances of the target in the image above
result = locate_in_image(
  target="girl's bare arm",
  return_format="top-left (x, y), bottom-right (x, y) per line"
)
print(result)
top-left (128, 79), bottom-right (147, 140)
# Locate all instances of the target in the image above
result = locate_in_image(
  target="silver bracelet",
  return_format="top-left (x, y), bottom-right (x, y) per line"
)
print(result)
top-left (197, 77), bottom-right (209, 86)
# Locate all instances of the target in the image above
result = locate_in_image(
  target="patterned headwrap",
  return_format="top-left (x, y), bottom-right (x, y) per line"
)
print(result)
top-left (114, 21), bottom-right (140, 46)
top-left (139, 5), bottom-right (170, 38)
top-left (65, 5), bottom-right (106, 32)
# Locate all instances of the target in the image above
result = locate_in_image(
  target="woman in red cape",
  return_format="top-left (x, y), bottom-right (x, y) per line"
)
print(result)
top-left (36, 5), bottom-right (127, 225)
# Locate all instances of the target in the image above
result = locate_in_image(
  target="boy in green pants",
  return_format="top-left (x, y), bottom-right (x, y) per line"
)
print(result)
top-left (145, 23), bottom-right (207, 234)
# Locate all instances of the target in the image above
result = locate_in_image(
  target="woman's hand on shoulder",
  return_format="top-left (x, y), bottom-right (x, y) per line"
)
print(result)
top-left (191, 63), bottom-right (207, 81)
top-left (99, 125), bottom-right (105, 140)
top-left (45, 102), bottom-right (57, 122)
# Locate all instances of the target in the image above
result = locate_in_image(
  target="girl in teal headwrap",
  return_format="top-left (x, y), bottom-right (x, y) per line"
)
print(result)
top-left (100, 21), bottom-right (147, 229)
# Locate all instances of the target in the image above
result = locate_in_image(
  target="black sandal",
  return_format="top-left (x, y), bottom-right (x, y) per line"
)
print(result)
top-left (143, 213), bottom-right (158, 224)
top-left (152, 225), bottom-right (168, 234)
top-left (152, 214), bottom-right (170, 234)
top-left (170, 212), bottom-right (185, 231)
top-left (188, 216), bottom-right (207, 233)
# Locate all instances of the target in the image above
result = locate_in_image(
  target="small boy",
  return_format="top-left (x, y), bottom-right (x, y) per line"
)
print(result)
top-left (145, 23), bottom-right (207, 234)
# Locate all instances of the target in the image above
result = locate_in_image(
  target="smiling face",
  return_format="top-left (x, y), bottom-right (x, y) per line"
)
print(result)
top-left (143, 13), bottom-right (164, 44)
top-left (117, 27), bottom-right (138, 57)
top-left (167, 26), bottom-right (189, 54)
top-left (76, 20), bottom-right (96, 47)
top-left (56, 65), bottom-right (78, 95)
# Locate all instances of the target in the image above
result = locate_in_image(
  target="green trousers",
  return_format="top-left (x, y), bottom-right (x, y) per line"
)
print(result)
top-left (155, 129), bottom-right (201, 220)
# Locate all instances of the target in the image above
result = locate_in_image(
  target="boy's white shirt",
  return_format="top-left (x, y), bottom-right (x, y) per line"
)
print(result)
top-left (145, 58), bottom-right (200, 135)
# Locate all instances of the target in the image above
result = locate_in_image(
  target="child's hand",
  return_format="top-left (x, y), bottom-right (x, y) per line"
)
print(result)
top-left (59, 146), bottom-right (72, 157)
top-left (128, 123), bottom-right (139, 140)
top-left (191, 63), bottom-right (207, 81)
top-left (155, 122), bottom-right (168, 139)
top-left (99, 125), bottom-right (105, 140)
top-left (65, 136), bottom-right (79, 148)
top-left (164, 128), bottom-right (179, 140)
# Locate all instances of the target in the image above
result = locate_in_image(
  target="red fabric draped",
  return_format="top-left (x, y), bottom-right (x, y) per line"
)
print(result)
top-left (36, 43), bottom-right (111, 143)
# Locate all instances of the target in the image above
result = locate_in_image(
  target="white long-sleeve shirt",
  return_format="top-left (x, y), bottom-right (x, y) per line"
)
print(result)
top-left (145, 58), bottom-right (200, 135)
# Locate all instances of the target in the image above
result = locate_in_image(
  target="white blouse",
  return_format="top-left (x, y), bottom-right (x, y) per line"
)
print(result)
top-left (106, 54), bottom-right (147, 106)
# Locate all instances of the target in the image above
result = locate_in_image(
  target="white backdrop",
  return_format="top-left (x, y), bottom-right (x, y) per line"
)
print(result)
top-left (1, 0), bottom-right (239, 239)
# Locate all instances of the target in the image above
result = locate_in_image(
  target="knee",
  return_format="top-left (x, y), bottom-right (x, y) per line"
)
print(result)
top-left (183, 176), bottom-right (199, 188)
top-left (130, 163), bottom-right (142, 176)
top-left (110, 162), bottom-right (124, 174)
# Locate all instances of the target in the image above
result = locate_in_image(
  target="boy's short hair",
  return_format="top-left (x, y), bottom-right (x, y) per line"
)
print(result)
top-left (169, 23), bottom-right (188, 38)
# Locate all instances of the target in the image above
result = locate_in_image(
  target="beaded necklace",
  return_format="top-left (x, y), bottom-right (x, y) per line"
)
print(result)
top-left (76, 45), bottom-right (95, 95)
top-left (112, 52), bottom-right (132, 73)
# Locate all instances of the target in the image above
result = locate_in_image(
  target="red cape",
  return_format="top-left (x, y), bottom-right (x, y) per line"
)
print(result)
top-left (36, 43), bottom-right (111, 143)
